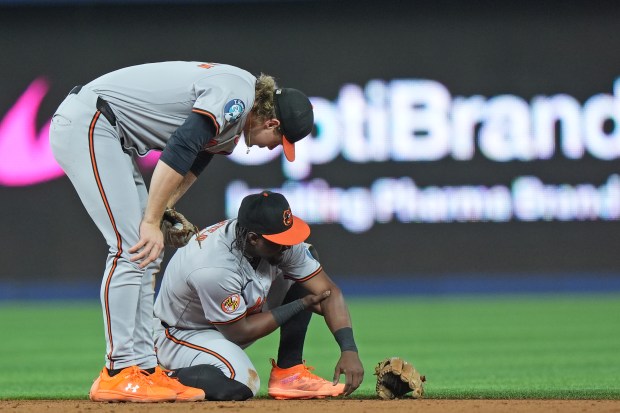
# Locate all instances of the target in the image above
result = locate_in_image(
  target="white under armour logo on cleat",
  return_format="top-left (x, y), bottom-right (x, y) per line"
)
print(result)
top-left (125, 383), bottom-right (140, 393)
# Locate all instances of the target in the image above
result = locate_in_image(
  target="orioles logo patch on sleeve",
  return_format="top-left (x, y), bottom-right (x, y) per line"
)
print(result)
top-left (221, 294), bottom-right (241, 314)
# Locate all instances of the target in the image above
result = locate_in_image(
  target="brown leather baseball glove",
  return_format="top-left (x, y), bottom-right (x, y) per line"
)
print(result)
top-left (374, 357), bottom-right (426, 399)
top-left (160, 208), bottom-right (199, 248)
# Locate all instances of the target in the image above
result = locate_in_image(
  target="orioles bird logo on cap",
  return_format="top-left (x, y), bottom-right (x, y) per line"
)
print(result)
top-left (283, 209), bottom-right (293, 227)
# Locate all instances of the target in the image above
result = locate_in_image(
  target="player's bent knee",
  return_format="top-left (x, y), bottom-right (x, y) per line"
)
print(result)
top-left (173, 364), bottom-right (254, 401)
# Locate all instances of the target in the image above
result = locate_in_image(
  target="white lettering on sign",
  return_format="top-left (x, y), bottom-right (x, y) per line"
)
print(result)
top-left (225, 175), bottom-right (620, 232)
top-left (229, 78), bottom-right (620, 180)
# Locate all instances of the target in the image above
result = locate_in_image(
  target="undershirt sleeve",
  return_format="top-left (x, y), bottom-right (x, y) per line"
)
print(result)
top-left (159, 112), bottom-right (217, 175)
top-left (190, 151), bottom-right (215, 177)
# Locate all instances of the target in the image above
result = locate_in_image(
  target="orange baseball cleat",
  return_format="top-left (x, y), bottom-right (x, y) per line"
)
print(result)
top-left (267, 359), bottom-right (345, 400)
top-left (89, 366), bottom-right (176, 403)
top-left (149, 366), bottom-right (205, 402)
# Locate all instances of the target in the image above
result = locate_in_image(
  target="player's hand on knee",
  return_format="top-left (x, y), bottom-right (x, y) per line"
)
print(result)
top-left (129, 221), bottom-right (165, 268)
top-left (301, 290), bottom-right (331, 310)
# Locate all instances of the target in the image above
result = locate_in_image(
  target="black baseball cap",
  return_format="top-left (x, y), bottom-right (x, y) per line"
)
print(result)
top-left (237, 191), bottom-right (310, 246)
top-left (274, 88), bottom-right (314, 162)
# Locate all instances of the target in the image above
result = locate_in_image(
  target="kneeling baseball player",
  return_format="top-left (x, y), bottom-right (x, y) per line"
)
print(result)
top-left (153, 191), bottom-right (364, 400)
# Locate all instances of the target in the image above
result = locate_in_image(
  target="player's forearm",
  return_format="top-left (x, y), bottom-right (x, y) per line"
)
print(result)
top-left (144, 160), bottom-right (184, 224)
top-left (220, 299), bottom-right (310, 346)
top-left (321, 287), bottom-right (360, 353)
top-left (221, 313), bottom-right (280, 346)
top-left (167, 171), bottom-right (198, 208)
top-left (320, 286), bottom-right (353, 333)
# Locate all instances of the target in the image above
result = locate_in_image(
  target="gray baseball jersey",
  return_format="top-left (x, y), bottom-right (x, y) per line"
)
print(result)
top-left (154, 219), bottom-right (322, 329)
top-left (86, 61), bottom-right (256, 156)
top-left (49, 61), bottom-right (257, 372)
top-left (152, 220), bottom-right (322, 393)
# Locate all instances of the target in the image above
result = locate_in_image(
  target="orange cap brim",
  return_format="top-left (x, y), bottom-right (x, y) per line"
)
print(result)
top-left (262, 215), bottom-right (310, 246)
top-left (282, 136), bottom-right (295, 162)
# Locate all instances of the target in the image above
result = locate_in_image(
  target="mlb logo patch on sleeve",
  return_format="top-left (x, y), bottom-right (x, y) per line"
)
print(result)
top-left (224, 99), bottom-right (245, 123)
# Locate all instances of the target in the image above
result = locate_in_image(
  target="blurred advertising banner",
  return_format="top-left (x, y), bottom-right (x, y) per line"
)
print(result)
top-left (1, 0), bottom-right (619, 283)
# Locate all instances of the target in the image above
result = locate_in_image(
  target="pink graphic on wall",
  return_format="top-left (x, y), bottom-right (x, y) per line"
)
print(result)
top-left (138, 150), bottom-right (161, 169)
top-left (0, 78), bottom-right (61, 186)
top-left (0, 78), bottom-right (160, 187)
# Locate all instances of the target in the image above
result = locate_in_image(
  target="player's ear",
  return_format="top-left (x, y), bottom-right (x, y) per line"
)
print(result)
top-left (265, 118), bottom-right (280, 130)
top-left (247, 232), bottom-right (261, 245)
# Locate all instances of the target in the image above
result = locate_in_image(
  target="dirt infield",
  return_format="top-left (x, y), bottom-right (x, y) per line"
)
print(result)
top-left (2, 399), bottom-right (620, 413)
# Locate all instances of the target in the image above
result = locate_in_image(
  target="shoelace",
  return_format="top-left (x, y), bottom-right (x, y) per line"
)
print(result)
top-left (298, 363), bottom-right (324, 380)
top-left (122, 366), bottom-right (155, 386)
top-left (153, 368), bottom-right (181, 383)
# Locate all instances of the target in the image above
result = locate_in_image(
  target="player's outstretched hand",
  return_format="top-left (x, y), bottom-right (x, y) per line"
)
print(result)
top-left (301, 290), bottom-right (331, 310)
top-left (129, 221), bottom-right (164, 268)
top-left (334, 351), bottom-right (364, 396)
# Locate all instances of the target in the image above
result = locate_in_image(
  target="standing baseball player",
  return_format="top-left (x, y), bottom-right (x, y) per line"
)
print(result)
top-left (49, 61), bottom-right (314, 402)
top-left (153, 191), bottom-right (364, 400)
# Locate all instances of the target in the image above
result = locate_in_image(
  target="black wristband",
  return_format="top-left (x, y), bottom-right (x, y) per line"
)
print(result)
top-left (271, 299), bottom-right (305, 326)
top-left (334, 327), bottom-right (358, 352)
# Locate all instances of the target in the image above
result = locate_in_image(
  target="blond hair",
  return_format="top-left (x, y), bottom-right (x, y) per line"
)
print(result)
top-left (252, 73), bottom-right (278, 123)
